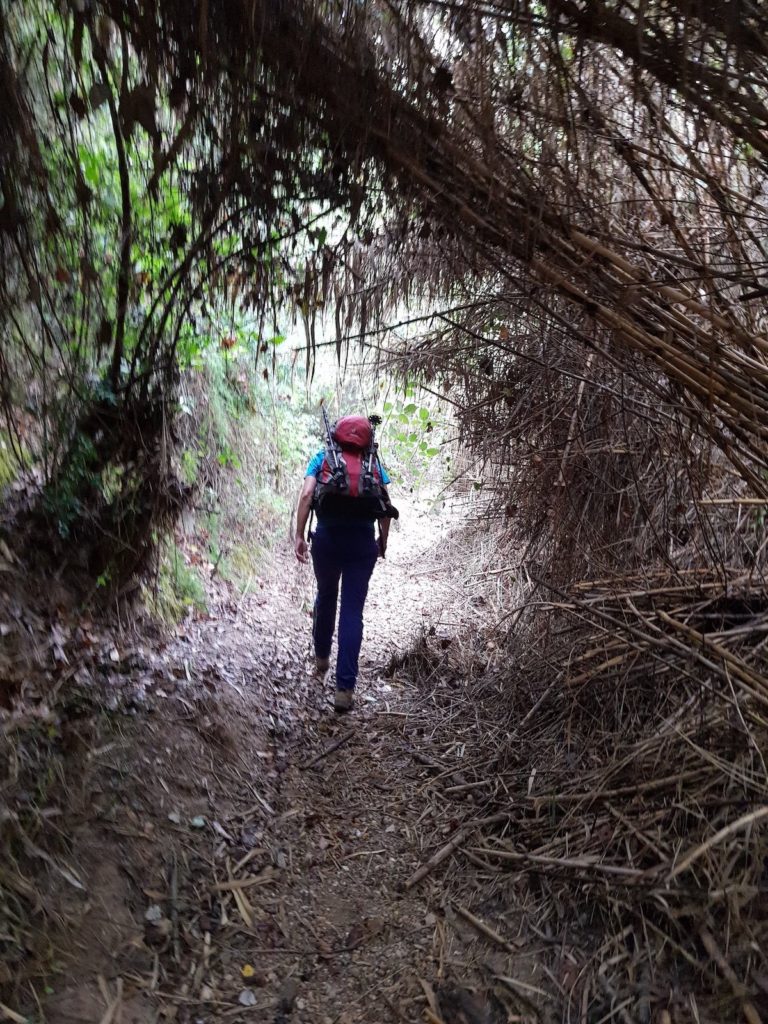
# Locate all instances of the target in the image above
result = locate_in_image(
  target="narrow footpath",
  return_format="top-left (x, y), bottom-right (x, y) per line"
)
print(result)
top-left (37, 501), bottom-right (533, 1024)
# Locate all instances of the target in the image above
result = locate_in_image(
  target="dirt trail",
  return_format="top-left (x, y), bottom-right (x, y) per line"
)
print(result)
top-left (36, 500), bottom-right (526, 1024)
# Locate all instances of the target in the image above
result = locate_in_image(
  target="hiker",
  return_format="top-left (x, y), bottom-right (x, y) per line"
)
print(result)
top-left (294, 413), bottom-right (397, 712)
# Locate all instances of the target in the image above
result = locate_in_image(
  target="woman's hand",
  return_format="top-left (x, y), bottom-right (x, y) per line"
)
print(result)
top-left (295, 536), bottom-right (309, 563)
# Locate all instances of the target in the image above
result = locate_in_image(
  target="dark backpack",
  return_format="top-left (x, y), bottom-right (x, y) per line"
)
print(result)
top-left (313, 415), bottom-right (390, 520)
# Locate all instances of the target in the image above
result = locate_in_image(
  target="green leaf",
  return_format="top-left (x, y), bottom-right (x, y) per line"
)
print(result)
top-left (425, 448), bottom-right (440, 457)
top-left (404, 403), bottom-right (417, 415)
top-left (383, 401), bottom-right (393, 412)
top-left (419, 407), bottom-right (429, 420)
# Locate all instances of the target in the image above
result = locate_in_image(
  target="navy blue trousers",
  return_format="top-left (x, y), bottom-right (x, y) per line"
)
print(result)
top-left (311, 523), bottom-right (378, 691)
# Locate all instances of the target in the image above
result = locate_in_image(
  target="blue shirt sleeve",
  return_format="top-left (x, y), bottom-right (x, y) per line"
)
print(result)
top-left (306, 449), bottom-right (392, 485)
top-left (305, 450), bottom-right (324, 478)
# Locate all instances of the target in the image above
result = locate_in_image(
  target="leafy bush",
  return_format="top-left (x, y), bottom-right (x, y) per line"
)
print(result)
top-left (1, 4), bottom-right (365, 594)
top-left (173, 326), bottom-right (317, 585)
top-left (146, 542), bottom-right (207, 623)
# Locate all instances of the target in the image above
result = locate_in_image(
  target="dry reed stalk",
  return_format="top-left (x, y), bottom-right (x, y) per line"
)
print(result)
top-left (393, 550), bottom-right (768, 1020)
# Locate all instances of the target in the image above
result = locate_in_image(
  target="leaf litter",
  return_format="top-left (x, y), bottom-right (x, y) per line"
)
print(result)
top-left (6, 494), bottom-right (755, 1021)
top-left (2, 499), bottom-right (530, 1024)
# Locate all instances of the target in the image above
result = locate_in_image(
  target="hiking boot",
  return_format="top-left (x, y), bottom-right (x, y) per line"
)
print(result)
top-left (315, 656), bottom-right (331, 675)
top-left (334, 688), bottom-right (354, 713)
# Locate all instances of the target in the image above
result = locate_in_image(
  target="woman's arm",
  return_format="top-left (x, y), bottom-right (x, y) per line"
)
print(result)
top-left (378, 485), bottom-right (393, 558)
top-left (294, 476), bottom-right (316, 563)
top-left (378, 515), bottom-right (391, 558)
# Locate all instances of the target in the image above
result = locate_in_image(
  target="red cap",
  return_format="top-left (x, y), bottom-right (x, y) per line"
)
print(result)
top-left (333, 415), bottom-right (373, 451)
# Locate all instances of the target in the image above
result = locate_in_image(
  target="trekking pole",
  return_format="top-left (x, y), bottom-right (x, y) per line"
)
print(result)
top-left (320, 400), bottom-right (348, 490)
top-left (364, 414), bottom-right (381, 488)
top-left (365, 414), bottom-right (399, 541)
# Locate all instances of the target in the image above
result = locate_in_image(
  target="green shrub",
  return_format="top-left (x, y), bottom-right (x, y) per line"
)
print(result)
top-left (0, 435), bottom-right (20, 489)
top-left (146, 543), bottom-right (207, 622)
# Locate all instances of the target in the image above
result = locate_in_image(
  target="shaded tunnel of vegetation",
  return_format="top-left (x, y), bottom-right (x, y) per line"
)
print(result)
top-left (2, 1), bottom-right (768, 1021)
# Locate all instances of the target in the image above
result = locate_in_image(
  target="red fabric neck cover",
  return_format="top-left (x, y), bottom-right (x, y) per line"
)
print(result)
top-left (333, 415), bottom-right (373, 451)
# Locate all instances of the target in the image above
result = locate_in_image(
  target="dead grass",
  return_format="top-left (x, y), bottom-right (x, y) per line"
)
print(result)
top-left (393, 554), bottom-right (768, 1023)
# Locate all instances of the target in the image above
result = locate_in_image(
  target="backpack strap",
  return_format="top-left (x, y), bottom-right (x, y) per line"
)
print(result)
top-left (324, 441), bottom-right (349, 490)
top-left (360, 436), bottom-right (378, 495)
